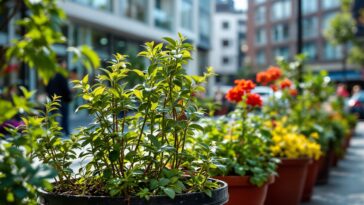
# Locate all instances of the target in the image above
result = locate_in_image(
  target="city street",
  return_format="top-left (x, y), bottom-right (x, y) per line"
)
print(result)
top-left (304, 122), bottom-right (364, 205)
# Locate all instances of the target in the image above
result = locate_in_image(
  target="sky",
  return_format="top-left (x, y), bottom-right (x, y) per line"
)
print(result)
top-left (234, 0), bottom-right (248, 10)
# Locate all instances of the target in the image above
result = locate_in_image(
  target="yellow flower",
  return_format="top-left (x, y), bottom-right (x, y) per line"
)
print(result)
top-left (269, 121), bottom-right (322, 159)
top-left (310, 132), bottom-right (319, 140)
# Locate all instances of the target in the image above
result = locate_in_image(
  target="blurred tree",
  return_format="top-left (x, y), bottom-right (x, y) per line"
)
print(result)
top-left (324, 0), bottom-right (357, 80)
top-left (324, 0), bottom-right (364, 72)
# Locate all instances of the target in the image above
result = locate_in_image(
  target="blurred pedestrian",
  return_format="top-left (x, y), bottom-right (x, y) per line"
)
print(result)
top-left (336, 83), bottom-right (349, 98)
top-left (45, 59), bottom-right (72, 136)
top-left (352, 85), bottom-right (361, 96)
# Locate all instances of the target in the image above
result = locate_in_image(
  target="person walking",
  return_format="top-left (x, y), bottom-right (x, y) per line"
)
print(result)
top-left (45, 59), bottom-right (72, 136)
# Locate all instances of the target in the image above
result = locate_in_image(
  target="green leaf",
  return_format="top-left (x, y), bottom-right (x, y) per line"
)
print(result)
top-left (82, 74), bottom-right (89, 84)
top-left (163, 187), bottom-right (176, 199)
top-left (204, 189), bottom-right (212, 197)
top-left (159, 178), bottom-right (170, 186)
top-left (109, 150), bottom-right (119, 162)
top-left (132, 69), bottom-right (144, 77)
top-left (134, 90), bottom-right (143, 101)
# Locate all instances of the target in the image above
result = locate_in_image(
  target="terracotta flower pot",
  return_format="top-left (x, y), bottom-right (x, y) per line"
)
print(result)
top-left (301, 157), bottom-right (323, 202)
top-left (214, 175), bottom-right (274, 205)
top-left (265, 158), bottom-right (310, 205)
top-left (316, 147), bottom-right (334, 185)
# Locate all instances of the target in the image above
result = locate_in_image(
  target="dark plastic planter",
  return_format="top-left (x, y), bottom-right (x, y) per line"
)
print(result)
top-left (38, 178), bottom-right (229, 205)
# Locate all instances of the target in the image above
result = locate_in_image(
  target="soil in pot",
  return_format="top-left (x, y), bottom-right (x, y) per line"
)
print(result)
top-left (38, 178), bottom-right (229, 205)
top-left (301, 157), bottom-right (323, 202)
top-left (265, 158), bottom-right (310, 205)
top-left (214, 175), bottom-right (274, 205)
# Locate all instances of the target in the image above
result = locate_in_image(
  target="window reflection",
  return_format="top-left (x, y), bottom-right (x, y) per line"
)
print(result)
top-left (119, 0), bottom-right (148, 23)
top-left (71, 0), bottom-right (112, 11)
top-left (154, 0), bottom-right (174, 30)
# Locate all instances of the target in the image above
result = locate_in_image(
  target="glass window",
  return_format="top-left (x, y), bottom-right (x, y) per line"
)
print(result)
top-left (222, 39), bottom-right (230, 47)
top-left (181, 0), bottom-right (193, 30)
top-left (72, 0), bottom-right (112, 11)
top-left (274, 46), bottom-right (290, 59)
top-left (322, 0), bottom-right (341, 9)
top-left (222, 21), bottom-right (229, 29)
top-left (91, 30), bottom-right (110, 59)
top-left (255, 6), bottom-right (266, 25)
top-left (303, 17), bottom-right (318, 39)
top-left (322, 13), bottom-right (336, 30)
top-left (256, 50), bottom-right (266, 65)
top-left (272, 0), bottom-right (291, 21)
top-left (303, 42), bottom-right (317, 60)
top-left (272, 23), bottom-right (290, 42)
top-left (199, 10), bottom-right (210, 45)
top-left (238, 20), bottom-right (246, 27)
top-left (119, 0), bottom-right (148, 22)
top-left (154, 0), bottom-right (174, 30)
top-left (222, 56), bottom-right (230, 64)
top-left (302, 0), bottom-right (318, 14)
top-left (324, 42), bottom-right (342, 60)
top-left (256, 0), bottom-right (266, 4)
top-left (255, 29), bottom-right (266, 45)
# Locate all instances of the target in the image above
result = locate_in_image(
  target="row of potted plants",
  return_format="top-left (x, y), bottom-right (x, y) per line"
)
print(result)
top-left (195, 57), bottom-right (357, 205)
top-left (1, 36), bottom-right (357, 205)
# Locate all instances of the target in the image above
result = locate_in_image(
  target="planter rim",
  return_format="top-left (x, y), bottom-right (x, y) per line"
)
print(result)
top-left (279, 158), bottom-right (312, 166)
top-left (38, 178), bottom-right (228, 200)
top-left (214, 175), bottom-right (275, 187)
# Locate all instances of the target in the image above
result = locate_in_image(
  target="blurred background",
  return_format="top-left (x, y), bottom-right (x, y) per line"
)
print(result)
top-left (1, 0), bottom-right (364, 119)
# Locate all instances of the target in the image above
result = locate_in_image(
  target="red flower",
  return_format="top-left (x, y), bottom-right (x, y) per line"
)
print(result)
top-left (267, 66), bottom-right (282, 81)
top-left (270, 84), bottom-right (278, 92)
top-left (280, 78), bottom-right (292, 89)
top-left (256, 72), bottom-right (272, 85)
top-left (246, 93), bottom-right (263, 107)
top-left (234, 79), bottom-right (256, 93)
top-left (226, 79), bottom-right (256, 103)
top-left (226, 86), bottom-right (244, 102)
top-left (289, 89), bottom-right (298, 96)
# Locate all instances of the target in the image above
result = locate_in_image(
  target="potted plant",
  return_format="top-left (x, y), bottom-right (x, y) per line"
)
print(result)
top-left (255, 64), bottom-right (322, 205)
top-left (263, 118), bottom-right (321, 205)
top-left (17, 35), bottom-right (229, 204)
top-left (197, 79), bottom-right (279, 205)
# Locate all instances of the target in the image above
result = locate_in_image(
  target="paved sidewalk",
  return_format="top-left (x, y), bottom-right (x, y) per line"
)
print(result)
top-left (303, 122), bottom-right (364, 205)
top-left (69, 112), bottom-right (93, 134)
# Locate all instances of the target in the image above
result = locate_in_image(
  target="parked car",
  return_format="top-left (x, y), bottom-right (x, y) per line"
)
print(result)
top-left (348, 91), bottom-right (364, 119)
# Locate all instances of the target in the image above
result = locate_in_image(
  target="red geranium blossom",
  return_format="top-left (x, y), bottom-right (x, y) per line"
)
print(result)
top-left (270, 84), bottom-right (278, 92)
top-left (256, 71), bottom-right (271, 85)
top-left (289, 89), bottom-right (298, 96)
top-left (267, 66), bottom-right (282, 81)
top-left (226, 86), bottom-right (245, 102)
top-left (280, 78), bottom-right (292, 89)
top-left (226, 79), bottom-right (257, 103)
top-left (246, 93), bottom-right (263, 107)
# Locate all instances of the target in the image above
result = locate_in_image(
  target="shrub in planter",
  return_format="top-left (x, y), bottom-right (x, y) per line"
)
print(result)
top-left (17, 35), bottom-right (229, 204)
top-left (197, 80), bottom-right (279, 205)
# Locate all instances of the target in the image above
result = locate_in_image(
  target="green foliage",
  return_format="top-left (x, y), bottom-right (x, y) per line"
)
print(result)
top-left (0, 89), bottom-right (56, 205)
top-left (197, 111), bottom-right (278, 187)
top-left (4, 0), bottom-right (100, 84)
top-left (32, 35), bottom-right (219, 199)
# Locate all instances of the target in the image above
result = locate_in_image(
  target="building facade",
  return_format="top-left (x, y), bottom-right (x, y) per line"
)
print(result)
top-left (246, 0), bottom-right (360, 81)
top-left (0, 0), bottom-right (215, 91)
top-left (209, 1), bottom-right (247, 92)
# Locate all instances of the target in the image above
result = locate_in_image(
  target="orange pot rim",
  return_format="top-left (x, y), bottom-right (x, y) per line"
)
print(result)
top-left (214, 175), bottom-right (275, 187)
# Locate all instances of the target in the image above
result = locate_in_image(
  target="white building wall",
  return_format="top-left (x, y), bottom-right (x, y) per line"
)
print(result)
top-left (210, 12), bottom-right (246, 75)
